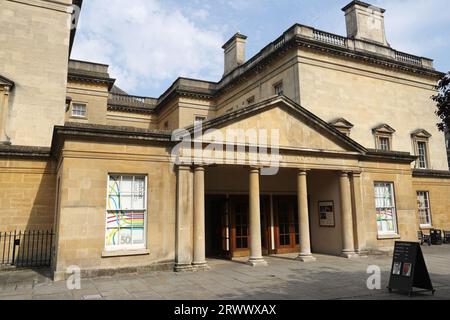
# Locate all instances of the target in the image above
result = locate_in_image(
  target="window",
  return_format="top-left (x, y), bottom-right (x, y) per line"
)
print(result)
top-left (417, 141), bottom-right (428, 169)
top-left (106, 175), bottom-right (147, 250)
top-left (247, 96), bottom-right (255, 105)
top-left (417, 191), bottom-right (432, 228)
top-left (72, 103), bottom-right (87, 118)
top-left (274, 82), bottom-right (283, 96)
top-left (373, 124), bottom-right (395, 151)
top-left (374, 182), bottom-right (398, 235)
top-left (411, 129), bottom-right (432, 169)
top-left (164, 121), bottom-right (169, 130)
top-left (379, 137), bottom-right (391, 151)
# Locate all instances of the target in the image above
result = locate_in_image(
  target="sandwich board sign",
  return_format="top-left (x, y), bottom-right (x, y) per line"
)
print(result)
top-left (388, 241), bottom-right (435, 296)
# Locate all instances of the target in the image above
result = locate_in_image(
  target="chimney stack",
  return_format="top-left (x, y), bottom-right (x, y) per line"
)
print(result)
top-left (222, 32), bottom-right (247, 76)
top-left (342, 1), bottom-right (389, 46)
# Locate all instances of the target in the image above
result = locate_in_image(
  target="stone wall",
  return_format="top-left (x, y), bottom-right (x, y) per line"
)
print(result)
top-left (53, 139), bottom-right (177, 279)
top-left (0, 158), bottom-right (56, 231)
top-left (0, 0), bottom-right (72, 147)
top-left (413, 176), bottom-right (450, 231)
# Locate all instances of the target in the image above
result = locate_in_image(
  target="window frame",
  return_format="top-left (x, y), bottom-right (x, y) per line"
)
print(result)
top-left (71, 102), bottom-right (87, 119)
top-left (416, 140), bottom-right (429, 169)
top-left (378, 136), bottom-right (391, 151)
top-left (417, 191), bottom-right (433, 229)
top-left (374, 182), bottom-right (399, 237)
top-left (273, 81), bottom-right (284, 96)
top-left (105, 174), bottom-right (148, 252)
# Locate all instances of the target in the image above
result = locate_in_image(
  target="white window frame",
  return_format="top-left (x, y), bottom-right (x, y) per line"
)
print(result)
top-left (105, 174), bottom-right (148, 252)
top-left (379, 137), bottom-right (390, 151)
top-left (72, 103), bottom-right (87, 118)
top-left (417, 191), bottom-right (432, 229)
top-left (374, 182), bottom-right (398, 236)
top-left (417, 141), bottom-right (429, 169)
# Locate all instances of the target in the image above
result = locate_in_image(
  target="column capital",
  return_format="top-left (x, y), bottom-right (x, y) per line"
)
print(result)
top-left (340, 171), bottom-right (352, 178)
top-left (177, 165), bottom-right (193, 172)
top-left (351, 171), bottom-right (363, 178)
top-left (297, 169), bottom-right (310, 176)
top-left (249, 166), bottom-right (261, 173)
top-left (192, 165), bottom-right (205, 172)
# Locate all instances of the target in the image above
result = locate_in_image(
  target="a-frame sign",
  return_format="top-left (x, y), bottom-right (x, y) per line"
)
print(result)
top-left (388, 241), bottom-right (435, 296)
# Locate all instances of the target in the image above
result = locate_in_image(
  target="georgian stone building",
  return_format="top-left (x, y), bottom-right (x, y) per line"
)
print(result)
top-left (1, 0), bottom-right (449, 280)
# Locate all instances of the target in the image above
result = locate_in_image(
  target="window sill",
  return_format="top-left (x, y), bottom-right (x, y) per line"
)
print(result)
top-left (70, 116), bottom-right (88, 120)
top-left (377, 234), bottom-right (401, 240)
top-left (420, 225), bottom-right (433, 230)
top-left (102, 249), bottom-right (150, 258)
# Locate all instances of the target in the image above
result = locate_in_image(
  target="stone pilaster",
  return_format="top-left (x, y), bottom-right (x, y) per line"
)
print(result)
top-left (175, 165), bottom-right (194, 272)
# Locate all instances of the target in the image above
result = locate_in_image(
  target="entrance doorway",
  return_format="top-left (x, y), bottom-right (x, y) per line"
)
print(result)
top-left (206, 195), bottom-right (285, 259)
top-left (272, 196), bottom-right (300, 254)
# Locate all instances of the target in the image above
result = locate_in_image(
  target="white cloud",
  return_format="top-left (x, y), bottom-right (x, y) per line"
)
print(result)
top-left (72, 0), bottom-right (225, 95)
top-left (377, 0), bottom-right (450, 56)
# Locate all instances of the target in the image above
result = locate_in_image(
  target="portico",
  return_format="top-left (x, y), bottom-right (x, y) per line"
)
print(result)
top-left (172, 96), bottom-right (372, 271)
top-left (174, 163), bottom-right (364, 271)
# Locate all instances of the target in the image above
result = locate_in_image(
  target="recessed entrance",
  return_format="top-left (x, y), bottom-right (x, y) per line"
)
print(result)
top-left (205, 194), bottom-right (299, 259)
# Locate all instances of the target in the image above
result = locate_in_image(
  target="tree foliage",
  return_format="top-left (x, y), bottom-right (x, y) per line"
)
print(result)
top-left (433, 72), bottom-right (450, 132)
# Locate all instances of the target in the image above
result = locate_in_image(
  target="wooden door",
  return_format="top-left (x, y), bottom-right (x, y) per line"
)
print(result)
top-left (273, 196), bottom-right (300, 254)
top-left (230, 196), bottom-right (249, 257)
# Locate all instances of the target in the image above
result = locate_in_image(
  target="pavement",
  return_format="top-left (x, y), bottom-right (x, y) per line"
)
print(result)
top-left (0, 245), bottom-right (449, 300)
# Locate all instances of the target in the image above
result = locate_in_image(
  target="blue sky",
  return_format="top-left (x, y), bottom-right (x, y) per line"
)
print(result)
top-left (72, 0), bottom-right (450, 98)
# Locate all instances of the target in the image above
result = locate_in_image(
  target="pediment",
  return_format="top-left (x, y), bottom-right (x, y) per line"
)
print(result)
top-left (372, 124), bottom-right (396, 134)
top-left (329, 118), bottom-right (354, 129)
top-left (193, 96), bottom-right (366, 154)
top-left (0, 75), bottom-right (14, 88)
top-left (411, 129), bottom-right (432, 139)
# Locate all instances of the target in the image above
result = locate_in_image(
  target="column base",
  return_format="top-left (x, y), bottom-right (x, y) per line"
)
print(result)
top-left (247, 258), bottom-right (268, 267)
top-left (192, 262), bottom-right (210, 272)
top-left (174, 264), bottom-right (195, 272)
top-left (296, 254), bottom-right (317, 262)
top-left (341, 251), bottom-right (359, 259)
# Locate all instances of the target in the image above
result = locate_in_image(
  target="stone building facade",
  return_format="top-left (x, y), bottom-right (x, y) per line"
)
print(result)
top-left (0, 0), bottom-right (449, 280)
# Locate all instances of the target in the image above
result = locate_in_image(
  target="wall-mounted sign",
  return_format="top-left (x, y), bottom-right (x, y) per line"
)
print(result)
top-left (319, 201), bottom-right (335, 228)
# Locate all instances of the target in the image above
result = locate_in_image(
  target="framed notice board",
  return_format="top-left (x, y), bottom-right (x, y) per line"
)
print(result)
top-left (388, 241), bottom-right (435, 296)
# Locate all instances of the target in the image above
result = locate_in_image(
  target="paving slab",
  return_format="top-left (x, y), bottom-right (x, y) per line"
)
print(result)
top-left (0, 246), bottom-right (449, 300)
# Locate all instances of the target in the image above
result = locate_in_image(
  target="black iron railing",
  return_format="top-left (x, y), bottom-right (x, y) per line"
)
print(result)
top-left (0, 230), bottom-right (54, 268)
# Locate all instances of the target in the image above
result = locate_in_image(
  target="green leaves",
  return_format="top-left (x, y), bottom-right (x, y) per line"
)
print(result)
top-left (433, 72), bottom-right (450, 132)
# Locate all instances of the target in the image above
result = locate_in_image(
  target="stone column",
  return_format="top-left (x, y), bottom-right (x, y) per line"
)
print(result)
top-left (175, 165), bottom-right (194, 272)
top-left (248, 167), bottom-right (267, 267)
top-left (339, 172), bottom-right (357, 258)
top-left (193, 166), bottom-right (208, 270)
top-left (351, 172), bottom-right (366, 254)
top-left (297, 170), bottom-right (316, 262)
